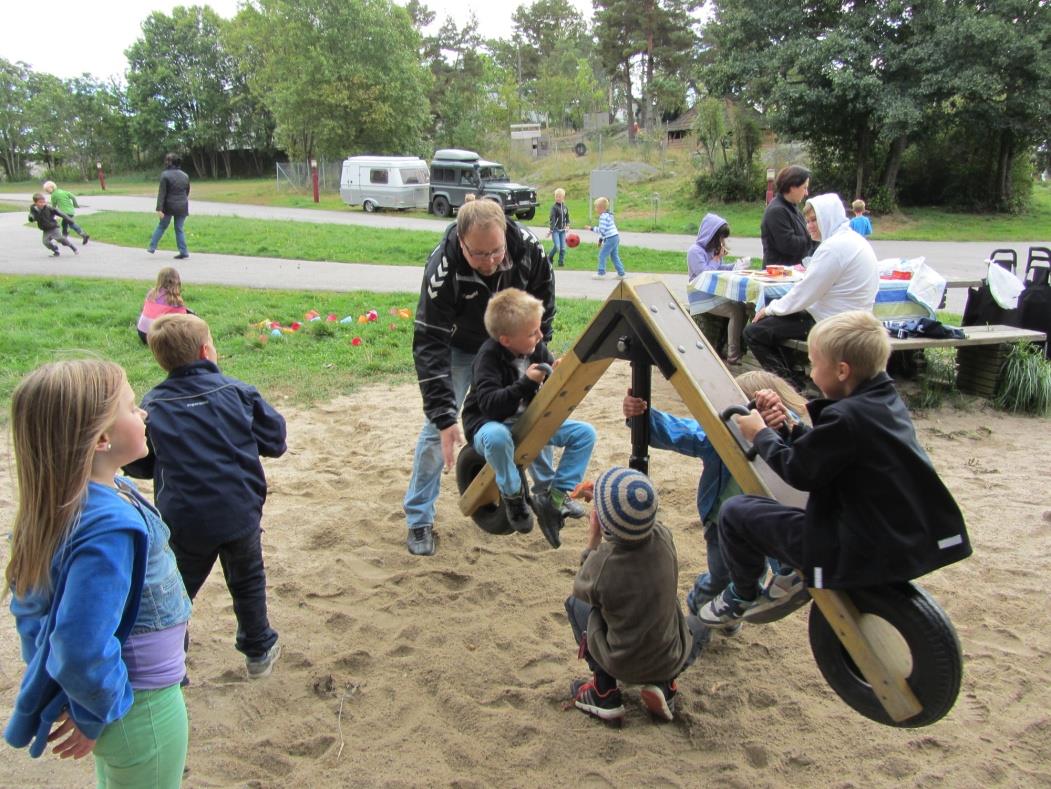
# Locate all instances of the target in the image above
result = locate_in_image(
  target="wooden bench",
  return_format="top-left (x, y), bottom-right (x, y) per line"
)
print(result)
top-left (781, 324), bottom-right (1048, 398)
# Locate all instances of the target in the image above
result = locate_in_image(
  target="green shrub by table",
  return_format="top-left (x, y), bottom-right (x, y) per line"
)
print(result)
top-left (995, 342), bottom-right (1051, 417)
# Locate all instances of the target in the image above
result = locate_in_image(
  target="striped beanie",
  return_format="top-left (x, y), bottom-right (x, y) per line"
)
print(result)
top-left (594, 467), bottom-right (659, 542)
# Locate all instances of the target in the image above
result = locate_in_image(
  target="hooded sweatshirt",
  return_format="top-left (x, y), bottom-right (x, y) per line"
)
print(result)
top-left (686, 213), bottom-right (732, 315)
top-left (765, 193), bottom-right (878, 322)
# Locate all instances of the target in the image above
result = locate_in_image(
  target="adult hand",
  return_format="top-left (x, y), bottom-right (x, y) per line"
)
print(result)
top-left (622, 388), bottom-right (648, 418)
top-left (733, 409), bottom-right (767, 443)
top-left (439, 424), bottom-right (463, 473)
top-left (47, 713), bottom-right (95, 760)
top-left (753, 307), bottom-right (767, 323)
top-left (156, 210), bottom-right (164, 219)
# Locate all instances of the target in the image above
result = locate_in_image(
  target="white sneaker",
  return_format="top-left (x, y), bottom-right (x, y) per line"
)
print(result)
top-left (591, 273), bottom-right (607, 280)
top-left (742, 570), bottom-right (808, 623)
top-left (616, 273), bottom-right (626, 279)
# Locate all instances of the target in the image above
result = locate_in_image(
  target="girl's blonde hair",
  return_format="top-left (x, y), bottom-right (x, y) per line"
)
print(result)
top-left (735, 370), bottom-right (809, 422)
top-left (5, 360), bottom-right (127, 596)
top-left (149, 267), bottom-right (184, 307)
top-left (554, 188), bottom-right (565, 200)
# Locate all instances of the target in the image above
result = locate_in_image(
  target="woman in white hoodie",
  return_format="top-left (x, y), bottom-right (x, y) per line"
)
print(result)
top-left (743, 193), bottom-right (879, 389)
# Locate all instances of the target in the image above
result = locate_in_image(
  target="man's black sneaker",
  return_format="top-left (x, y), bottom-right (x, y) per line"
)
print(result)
top-left (407, 525), bottom-right (435, 556)
top-left (532, 490), bottom-right (564, 548)
top-left (174, 253), bottom-right (190, 260)
top-left (639, 681), bottom-right (677, 721)
top-left (571, 677), bottom-right (625, 722)
top-left (82, 235), bottom-right (90, 245)
top-left (504, 493), bottom-right (534, 533)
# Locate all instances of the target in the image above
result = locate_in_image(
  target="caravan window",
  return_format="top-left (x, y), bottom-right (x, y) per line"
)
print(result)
top-left (400, 168), bottom-right (429, 185)
top-left (370, 169), bottom-right (389, 184)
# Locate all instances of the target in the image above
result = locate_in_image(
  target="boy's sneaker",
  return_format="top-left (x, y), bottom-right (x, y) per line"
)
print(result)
top-left (82, 235), bottom-right (90, 245)
top-left (616, 273), bottom-right (627, 279)
top-left (532, 490), bottom-right (564, 548)
top-left (50, 250), bottom-right (60, 257)
top-left (686, 588), bottom-right (741, 636)
top-left (406, 525), bottom-right (435, 556)
top-left (545, 487), bottom-right (585, 520)
top-left (742, 569), bottom-right (809, 624)
top-left (639, 681), bottom-right (677, 722)
top-left (504, 493), bottom-right (534, 534)
top-left (698, 586), bottom-right (757, 629)
top-left (570, 677), bottom-right (625, 723)
top-left (71, 247), bottom-right (78, 255)
top-left (246, 640), bottom-right (281, 679)
top-left (591, 273), bottom-right (606, 280)
top-left (174, 253), bottom-right (190, 260)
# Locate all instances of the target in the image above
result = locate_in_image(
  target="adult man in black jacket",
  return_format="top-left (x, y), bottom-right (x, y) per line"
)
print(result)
top-left (148, 152), bottom-right (191, 259)
top-left (404, 199), bottom-right (556, 556)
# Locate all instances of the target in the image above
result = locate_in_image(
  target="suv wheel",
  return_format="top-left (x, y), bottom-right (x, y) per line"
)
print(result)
top-left (516, 207), bottom-right (536, 221)
top-left (432, 195), bottom-right (452, 217)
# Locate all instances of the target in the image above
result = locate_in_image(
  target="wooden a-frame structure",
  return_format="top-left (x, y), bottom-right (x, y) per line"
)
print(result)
top-left (459, 277), bottom-right (923, 723)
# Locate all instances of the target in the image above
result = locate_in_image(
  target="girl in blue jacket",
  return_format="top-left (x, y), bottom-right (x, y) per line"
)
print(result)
top-left (4, 360), bottom-right (192, 788)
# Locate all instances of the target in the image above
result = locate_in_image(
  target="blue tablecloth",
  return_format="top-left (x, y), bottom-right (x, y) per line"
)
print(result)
top-left (690, 270), bottom-right (934, 320)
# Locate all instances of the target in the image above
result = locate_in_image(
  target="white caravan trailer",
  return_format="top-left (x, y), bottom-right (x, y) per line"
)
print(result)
top-left (339, 156), bottom-right (430, 212)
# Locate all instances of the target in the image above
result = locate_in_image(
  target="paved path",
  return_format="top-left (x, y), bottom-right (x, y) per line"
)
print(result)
top-left (2, 193), bottom-right (1045, 311)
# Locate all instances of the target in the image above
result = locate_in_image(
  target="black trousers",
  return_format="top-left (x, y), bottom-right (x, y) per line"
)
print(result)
top-left (718, 495), bottom-right (806, 599)
top-left (171, 528), bottom-right (278, 658)
top-left (742, 311), bottom-right (815, 387)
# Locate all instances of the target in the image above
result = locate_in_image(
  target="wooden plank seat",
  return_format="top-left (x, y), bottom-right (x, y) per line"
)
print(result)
top-left (780, 324), bottom-right (1047, 398)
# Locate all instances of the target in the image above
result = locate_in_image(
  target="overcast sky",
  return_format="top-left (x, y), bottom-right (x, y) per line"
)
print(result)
top-left (2, 0), bottom-right (595, 82)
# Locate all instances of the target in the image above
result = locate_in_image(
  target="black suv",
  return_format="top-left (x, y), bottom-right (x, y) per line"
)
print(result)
top-left (429, 149), bottom-right (538, 220)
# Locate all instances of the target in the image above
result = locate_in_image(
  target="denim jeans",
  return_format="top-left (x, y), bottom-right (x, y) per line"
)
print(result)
top-left (148, 214), bottom-right (188, 256)
top-left (60, 217), bottom-right (87, 239)
top-left (169, 527), bottom-right (277, 658)
top-left (93, 683), bottom-right (187, 789)
top-left (597, 235), bottom-right (625, 276)
top-left (549, 230), bottom-right (566, 265)
top-left (402, 346), bottom-right (556, 529)
top-left (718, 495), bottom-right (806, 599)
top-left (473, 418), bottom-right (595, 497)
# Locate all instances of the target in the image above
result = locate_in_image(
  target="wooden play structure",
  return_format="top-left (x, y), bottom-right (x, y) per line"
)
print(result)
top-left (458, 277), bottom-right (962, 727)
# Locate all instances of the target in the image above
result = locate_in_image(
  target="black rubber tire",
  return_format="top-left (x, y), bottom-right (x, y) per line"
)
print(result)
top-left (808, 582), bottom-right (962, 728)
top-left (574, 142), bottom-right (587, 156)
top-left (455, 446), bottom-right (513, 535)
top-left (363, 200), bottom-right (377, 213)
top-left (517, 207), bottom-right (536, 221)
top-left (432, 195), bottom-right (451, 217)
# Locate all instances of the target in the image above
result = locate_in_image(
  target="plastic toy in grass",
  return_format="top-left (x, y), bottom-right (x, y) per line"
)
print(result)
top-left (367, 309), bottom-right (379, 321)
top-left (270, 328), bottom-right (283, 338)
top-left (305, 309), bottom-right (320, 321)
top-left (290, 321), bottom-right (303, 331)
top-left (327, 313), bottom-right (338, 322)
top-left (340, 316), bottom-right (354, 324)
top-left (357, 314), bottom-right (368, 324)
top-left (351, 336), bottom-right (363, 346)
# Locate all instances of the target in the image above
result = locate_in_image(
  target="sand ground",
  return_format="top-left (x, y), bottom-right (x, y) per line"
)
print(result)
top-left (2, 365), bottom-right (1050, 788)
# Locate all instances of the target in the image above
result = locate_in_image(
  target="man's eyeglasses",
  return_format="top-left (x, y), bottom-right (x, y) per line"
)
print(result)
top-left (462, 242), bottom-right (506, 261)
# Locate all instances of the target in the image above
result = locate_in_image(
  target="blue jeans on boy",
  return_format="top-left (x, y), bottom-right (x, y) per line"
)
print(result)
top-left (403, 347), bottom-right (554, 530)
top-left (149, 214), bottom-right (189, 256)
top-left (60, 217), bottom-right (87, 239)
top-left (473, 418), bottom-right (596, 497)
top-left (597, 234), bottom-right (625, 276)
top-left (549, 230), bottom-right (567, 266)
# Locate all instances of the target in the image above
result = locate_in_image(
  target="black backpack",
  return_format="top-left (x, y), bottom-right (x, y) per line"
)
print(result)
top-left (962, 252), bottom-right (1022, 328)
top-left (1018, 261), bottom-right (1051, 359)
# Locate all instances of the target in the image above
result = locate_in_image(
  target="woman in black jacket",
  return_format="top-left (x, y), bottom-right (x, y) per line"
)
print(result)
top-left (147, 152), bottom-right (191, 259)
top-left (761, 165), bottom-right (815, 267)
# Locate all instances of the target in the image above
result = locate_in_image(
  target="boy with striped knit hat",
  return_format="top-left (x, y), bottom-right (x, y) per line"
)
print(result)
top-left (565, 467), bottom-right (708, 723)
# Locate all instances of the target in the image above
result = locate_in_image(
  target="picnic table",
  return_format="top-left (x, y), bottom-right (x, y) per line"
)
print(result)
top-left (689, 269), bottom-right (935, 321)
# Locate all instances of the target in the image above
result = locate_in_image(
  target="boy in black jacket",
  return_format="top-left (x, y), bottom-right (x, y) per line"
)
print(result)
top-left (461, 288), bottom-right (596, 548)
top-left (124, 313), bottom-right (287, 678)
top-left (28, 193), bottom-right (78, 256)
top-left (699, 310), bottom-right (971, 628)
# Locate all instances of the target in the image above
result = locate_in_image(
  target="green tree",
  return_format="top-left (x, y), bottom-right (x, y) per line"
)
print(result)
top-left (230, 0), bottom-right (430, 165)
top-left (126, 5), bottom-right (242, 176)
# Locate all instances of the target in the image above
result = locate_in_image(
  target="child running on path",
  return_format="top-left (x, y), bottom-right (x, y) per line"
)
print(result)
top-left (28, 193), bottom-right (78, 257)
top-left (566, 467), bottom-right (707, 723)
top-left (137, 267), bottom-right (191, 344)
top-left (42, 180), bottom-right (90, 244)
top-left (4, 359), bottom-right (192, 787)
top-left (548, 188), bottom-right (570, 267)
top-left (125, 314), bottom-right (287, 678)
top-left (461, 288), bottom-right (596, 548)
top-left (589, 197), bottom-right (625, 279)
top-left (699, 310), bottom-right (972, 629)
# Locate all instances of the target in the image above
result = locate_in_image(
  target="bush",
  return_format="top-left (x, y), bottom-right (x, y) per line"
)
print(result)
top-left (694, 161), bottom-right (764, 202)
top-left (995, 341), bottom-right (1051, 416)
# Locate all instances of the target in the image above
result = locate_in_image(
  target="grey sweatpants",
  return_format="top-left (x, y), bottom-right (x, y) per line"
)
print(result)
top-left (43, 227), bottom-right (76, 252)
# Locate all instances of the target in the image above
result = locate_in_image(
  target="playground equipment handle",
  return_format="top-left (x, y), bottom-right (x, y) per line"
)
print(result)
top-left (719, 401), bottom-right (759, 460)
top-left (535, 363), bottom-right (554, 379)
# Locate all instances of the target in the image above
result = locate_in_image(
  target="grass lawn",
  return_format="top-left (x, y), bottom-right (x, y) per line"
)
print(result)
top-left (0, 202), bottom-right (25, 213)
top-left (79, 211), bottom-right (689, 272)
top-left (3, 151), bottom-right (1047, 241)
top-left (0, 275), bottom-right (603, 414)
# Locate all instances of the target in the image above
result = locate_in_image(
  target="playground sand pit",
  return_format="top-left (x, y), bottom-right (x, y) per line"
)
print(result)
top-left (2, 361), bottom-right (1049, 787)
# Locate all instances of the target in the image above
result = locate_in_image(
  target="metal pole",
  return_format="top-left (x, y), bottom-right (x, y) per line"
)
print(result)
top-left (311, 159), bottom-right (320, 203)
top-left (628, 356), bottom-right (651, 474)
top-left (96, 162), bottom-right (106, 191)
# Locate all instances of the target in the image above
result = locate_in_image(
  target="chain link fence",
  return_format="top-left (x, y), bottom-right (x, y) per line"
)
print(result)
top-left (275, 160), bottom-right (343, 193)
